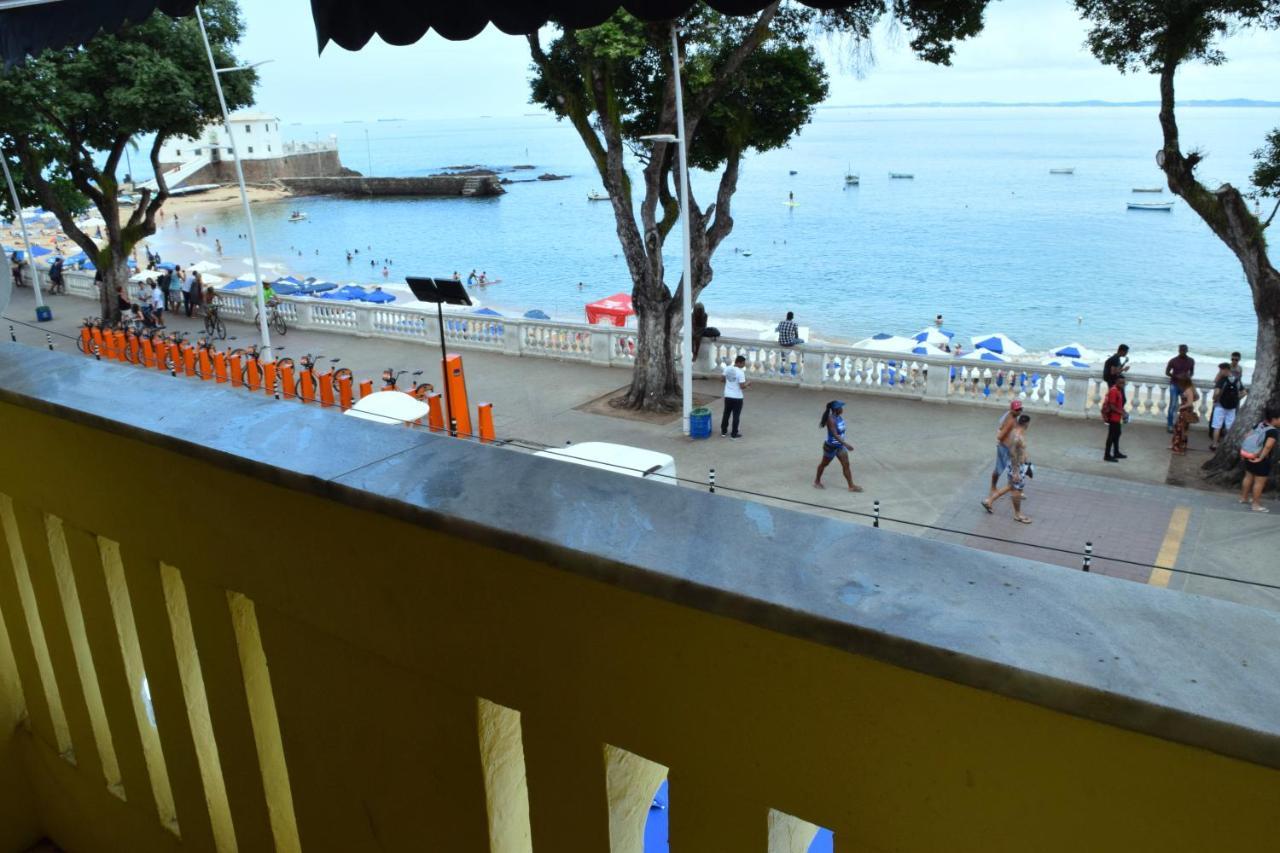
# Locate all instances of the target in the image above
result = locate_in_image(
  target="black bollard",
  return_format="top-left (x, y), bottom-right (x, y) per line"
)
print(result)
top-left (1082, 541), bottom-right (1093, 573)
top-left (709, 467), bottom-right (716, 494)
top-left (46, 333), bottom-right (53, 350)
top-left (873, 500), bottom-right (881, 528)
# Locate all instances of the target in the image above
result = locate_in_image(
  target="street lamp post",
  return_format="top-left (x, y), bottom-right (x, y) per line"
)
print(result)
top-left (638, 25), bottom-right (695, 436)
top-left (0, 151), bottom-right (49, 319)
top-left (195, 7), bottom-right (274, 362)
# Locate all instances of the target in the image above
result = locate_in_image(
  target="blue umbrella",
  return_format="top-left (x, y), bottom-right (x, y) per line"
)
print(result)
top-left (523, 309), bottom-right (551, 320)
top-left (224, 278), bottom-right (256, 290)
top-left (970, 332), bottom-right (1025, 356)
top-left (871, 332), bottom-right (893, 340)
top-left (1043, 359), bottom-right (1091, 369)
top-left (911, 345), bottom-right (930, 355)
top-left (272, 282), bottom-right (302, 295)
top-left (155, 261), bottom-right (176, 271)
top-left (274, 275), bottom-right (304, 286)
top-left (361, 289), bottom-right (395, 303)
top-left (321, 290), bottom-right (360, 300)
top-left (29, 245), bottom-right (53, 257)
top-left (296, 281), bottom-right (337, 294)
top-left (474, 307), bottom-right (502, 316)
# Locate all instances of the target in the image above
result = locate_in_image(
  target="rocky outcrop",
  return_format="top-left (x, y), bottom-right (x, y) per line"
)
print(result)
top-left (279, 174), bottom-right (504, 198)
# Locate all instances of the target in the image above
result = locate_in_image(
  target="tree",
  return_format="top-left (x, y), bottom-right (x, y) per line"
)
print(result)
top-left (529, 1), bottom-right (991, 412)
top-left (0, 0), bottom-right (254, 320)
top-left (1076, 0), bottom-right (1280, 483)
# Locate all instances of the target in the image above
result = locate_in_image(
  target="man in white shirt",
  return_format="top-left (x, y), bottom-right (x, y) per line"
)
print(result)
top-left (150, 281), bottom-right (166, 327)
top-left (720, 354), bottom-right (749, 439)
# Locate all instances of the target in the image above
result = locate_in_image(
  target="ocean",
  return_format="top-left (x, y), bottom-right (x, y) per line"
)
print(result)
top-left (158, 105), bottom-right (1280, 365)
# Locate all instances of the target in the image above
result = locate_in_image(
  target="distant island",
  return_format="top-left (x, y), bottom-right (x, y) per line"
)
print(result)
top-left (825, 98), bottom-right (1280, 109)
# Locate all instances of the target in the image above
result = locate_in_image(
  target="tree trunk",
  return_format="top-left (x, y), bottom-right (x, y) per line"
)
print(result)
top-left (617, 293), bottom-right (679, 411)
top-left (99, 251), bottom-right (130, 324)
top-left (1156, 65), bottom-right (1280, 486)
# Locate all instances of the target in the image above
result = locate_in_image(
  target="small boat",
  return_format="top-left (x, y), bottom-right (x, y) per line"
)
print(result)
top-left (742, 251), bottom-right (752, 257)
top-left (844, 165), bottom-right (859, 185)
top-left (788, 170), bottom-right (798, 175)
top-left (288, 212), bottom-right (307, 222)
top-left (587, 191), bottom-right (608, 201)
top-left (889, 172), bottom-right (914, 179)
top-left (1049, 168), bottom-right (1075, 175)
top-left (1127, 201), bottom-right (1173, 211)
top-left (1132, 187), bottom-right (1163, 193)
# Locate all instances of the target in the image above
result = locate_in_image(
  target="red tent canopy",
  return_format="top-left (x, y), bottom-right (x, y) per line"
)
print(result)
top-left (585, 293), bottom-right (634, 327)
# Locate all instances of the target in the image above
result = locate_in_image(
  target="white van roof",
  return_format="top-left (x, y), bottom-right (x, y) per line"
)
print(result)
top-left (534, 441), bottom-right (676, 480)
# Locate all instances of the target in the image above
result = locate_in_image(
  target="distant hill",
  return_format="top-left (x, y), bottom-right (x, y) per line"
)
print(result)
top-left (825, 98), bottom-right (1280, 109)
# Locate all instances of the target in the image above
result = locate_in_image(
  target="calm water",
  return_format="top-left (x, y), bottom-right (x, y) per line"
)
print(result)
top-left (175, 106), bottom-right (1279, 362)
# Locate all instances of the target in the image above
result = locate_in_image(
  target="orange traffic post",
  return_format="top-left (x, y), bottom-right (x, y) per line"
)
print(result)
top-left (112, 330), bottom-right (127, 362)
top-left (444, 353), bottom-right (472, 438)
top-left (182, 345), bottom-right (196, 377)
top-left (298, 372), bottom-right (315, 405)
top-left (141, 339), bottom-right (155, 369)
top-left (91, 327), bottom-right (105, 358)
top-left (245, 359), bottom-right (261, 391)
top-left (125, 331), bottom-right (139, 364)
top-left (261, 361), bottom-right (277, 397)
top-left (228, 354), bottom-right (243, 387)
top-left (477, 403), bottom-right (495, 443)
top-left (337, 374), bottom-right (353, 410)
top-left (79, 327), bottom-right (91, 356)
top-left (213, 351), bottom-right (228, 383)
top-left (426, 393), bottom-right (444, 433)
top-left (318, 371), bottom-right (334, 408)
top-left (152, 340), bottom-right (168, 372)
top-left (358, 379), bottom-right (373, 400)
top-left (279, 363), bottom-right (296, 400)
top-left (198, 348), bottom-right (213, 381)
top-left (171, 343), bottom-right (186, 375)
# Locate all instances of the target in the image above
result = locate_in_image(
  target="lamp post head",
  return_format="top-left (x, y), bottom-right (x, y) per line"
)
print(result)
top-left (639, 133), bottom-right (680, 144)
top-left (216, 59), bottom-right (273, 75)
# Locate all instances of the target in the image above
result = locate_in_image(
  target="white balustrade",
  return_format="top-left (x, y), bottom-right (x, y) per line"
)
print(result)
top-left (46, 281), bottom-right (1226, 424)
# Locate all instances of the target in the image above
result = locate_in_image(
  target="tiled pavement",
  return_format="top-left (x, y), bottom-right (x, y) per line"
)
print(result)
top-left (928, 463), bottom-right (1280, 613)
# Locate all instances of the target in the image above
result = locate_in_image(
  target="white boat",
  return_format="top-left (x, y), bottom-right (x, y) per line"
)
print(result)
top-left (1128, 201), bottom-right (1173, 211)
top-left (1132, 187), bottom-right (1163, 193)
top-left (889, 172), bottom-right (914, 179)
top-left (587, 191), bottom-right (608, 201)
top-left (288, 212), bottom-right (307, 222)
top-left (1049, 168), bottom-right (1075, 175)
top-left (844, 166), bottom-right (859, 185)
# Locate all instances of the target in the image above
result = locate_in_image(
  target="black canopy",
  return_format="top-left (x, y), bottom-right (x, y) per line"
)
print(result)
top-left (308, 1), bottom-right (838, 50)
top-left (0, 0), bottom-right (196, 67)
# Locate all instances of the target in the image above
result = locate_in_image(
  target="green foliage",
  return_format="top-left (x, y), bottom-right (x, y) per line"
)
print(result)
top-left (1075, 0), bottom-right (1280, 73)
top-left (1255, 128), bottom-right (1280, 198)
top-left (0, 0), bottom-right (252, 255)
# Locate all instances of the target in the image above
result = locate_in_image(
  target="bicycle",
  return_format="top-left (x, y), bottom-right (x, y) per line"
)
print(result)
top-left (381, 368), bottom-right (434, 400)
top-left (252, 301), bottom-right (288, 336)
top-left (202, 305), bottom-right (226, 340)
top-left (296, 353), bottom-right (342, 404)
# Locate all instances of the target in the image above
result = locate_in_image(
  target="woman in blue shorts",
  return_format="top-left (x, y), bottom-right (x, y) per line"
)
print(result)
top-left (814, 400), bottom-right (863, 491)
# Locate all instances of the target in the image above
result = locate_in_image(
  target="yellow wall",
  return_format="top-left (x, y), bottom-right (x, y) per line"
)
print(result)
top-left (1, 399), bottom-right (1279, 852)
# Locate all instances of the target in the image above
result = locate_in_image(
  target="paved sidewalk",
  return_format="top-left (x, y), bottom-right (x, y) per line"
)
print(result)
top-left (5, 285), bottom-right (1277, 612)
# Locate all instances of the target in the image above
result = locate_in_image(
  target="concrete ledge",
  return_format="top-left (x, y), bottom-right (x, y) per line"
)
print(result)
top-left (2, 342), bottom-right (1279, 769)
top-left (280, 175), bottom-right (503, 197)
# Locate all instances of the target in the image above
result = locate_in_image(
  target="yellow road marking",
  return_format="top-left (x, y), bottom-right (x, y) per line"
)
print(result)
top-left (1148, 506), bottom-right (1191, 587)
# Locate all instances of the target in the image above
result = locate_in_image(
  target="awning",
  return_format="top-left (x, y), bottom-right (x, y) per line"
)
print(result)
top-left (585, 292), bottom-right (634, 327)
top-left (0, 1), bottom-right (197, 67)
top-left (308, 1), bottom-right (834, 49)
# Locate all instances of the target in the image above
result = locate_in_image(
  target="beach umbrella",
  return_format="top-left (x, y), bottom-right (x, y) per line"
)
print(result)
top-left (362, 289), bottom-right (396, 304)
top-left (155, 261), bottom-right (177, 271)
top-left (1049, 342), bottom-right (1097, 361)
top-left (224, 278), bottom-right (256, 290)
top-left (961, 350), bottom-right (1009, 363)
top-left (523, 309), bottom-right (551, 320)
top-left (129, 271), bottom-right (158, 282)
top-left (852, 334), bottom-right (918, 354)
top-left (913, 327), bottom-right (954, 346)
top-left (201, 274), bottom-right (225, 285)
top-left (474, 307), bottom-right (503, 317)
top-left (971, 333), bottom-right (1025, 357)
top-left (189, 260), bottom-right (221, 273)
top-left (1042, 358), bottom-right (1091, 370)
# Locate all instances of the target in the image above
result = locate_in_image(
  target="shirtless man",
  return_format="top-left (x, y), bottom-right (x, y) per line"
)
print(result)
top-left (987, 400), bottom-right (1023, 501)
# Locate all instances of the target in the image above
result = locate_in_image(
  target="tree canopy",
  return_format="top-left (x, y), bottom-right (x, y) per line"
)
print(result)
top-left (0, 0), bottom-right (252, 314)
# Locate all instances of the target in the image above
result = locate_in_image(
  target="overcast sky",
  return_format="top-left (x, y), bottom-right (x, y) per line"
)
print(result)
top-left (239, 0), bottom-right (1280, 122)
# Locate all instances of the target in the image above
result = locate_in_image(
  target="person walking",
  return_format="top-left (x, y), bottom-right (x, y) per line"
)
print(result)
top-left (987, 400), bottom-right (1023, 501)
top-left (1239, 406), bottom-right (1280, 512)
top-left (691, 302), bottom-right (709, 359)
top-left (814, 401), bottom-right (862, 491)
top-left (150, 280), bottom-right (166, 328)
top-left (1102, 376), bottom-right (1127, 461)
top-left (1165, 344), bottom-right (1195, 433)
top-left (983, 414), bottom-right (1032, 523)
top-left (1209, 361), bottom-right (1245, 451)
top-left (720, 354), bottom-right (748, 439)
top-left (1170, 376), bottom-right (1199, 454)
top-left (169, 269), bottom-right (185, 313)
top-left (48, 256), bottom-right (64, 294)
top-left (776, 311), bottom-right (804, 347)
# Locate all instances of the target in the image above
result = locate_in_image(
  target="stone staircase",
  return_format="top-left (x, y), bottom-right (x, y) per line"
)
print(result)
top-left (461, 176), bottom-right (483, 197)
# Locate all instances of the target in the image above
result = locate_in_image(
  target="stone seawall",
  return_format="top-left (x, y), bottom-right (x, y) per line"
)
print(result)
top-left (164, 150), bottom-right (358, 186)
top-left (278, 174), bottom-right (504, 198)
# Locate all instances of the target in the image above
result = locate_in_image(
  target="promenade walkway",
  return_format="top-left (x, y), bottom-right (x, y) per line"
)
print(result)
top-left (5, 285), bottom-right (1277, 613)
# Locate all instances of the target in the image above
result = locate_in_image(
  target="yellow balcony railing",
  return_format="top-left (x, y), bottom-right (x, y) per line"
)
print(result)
top-left (1, 343), bottom-right (1279, 853)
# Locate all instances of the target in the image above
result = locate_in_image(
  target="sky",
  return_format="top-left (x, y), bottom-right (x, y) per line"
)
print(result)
top-left (237, 0), bottom-right (1280, 122)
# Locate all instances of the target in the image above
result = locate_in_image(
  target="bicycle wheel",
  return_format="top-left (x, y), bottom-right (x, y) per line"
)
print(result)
top-left (213, 316), bottom-right (226, 340)
top-left (271, 312), bottom-right (287, 336)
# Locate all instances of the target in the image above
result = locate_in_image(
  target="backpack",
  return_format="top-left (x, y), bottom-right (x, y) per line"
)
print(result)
top-left (1241, 423), bottom-right (1270, 460)
top-left (1218, 376), bottom-right (1241, 410)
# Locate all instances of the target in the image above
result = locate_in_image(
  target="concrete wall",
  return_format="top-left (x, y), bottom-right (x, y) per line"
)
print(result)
top-left (159, 151), bottom-right (359, 188)
top-left (279, 174), bottom-right (504, 198)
